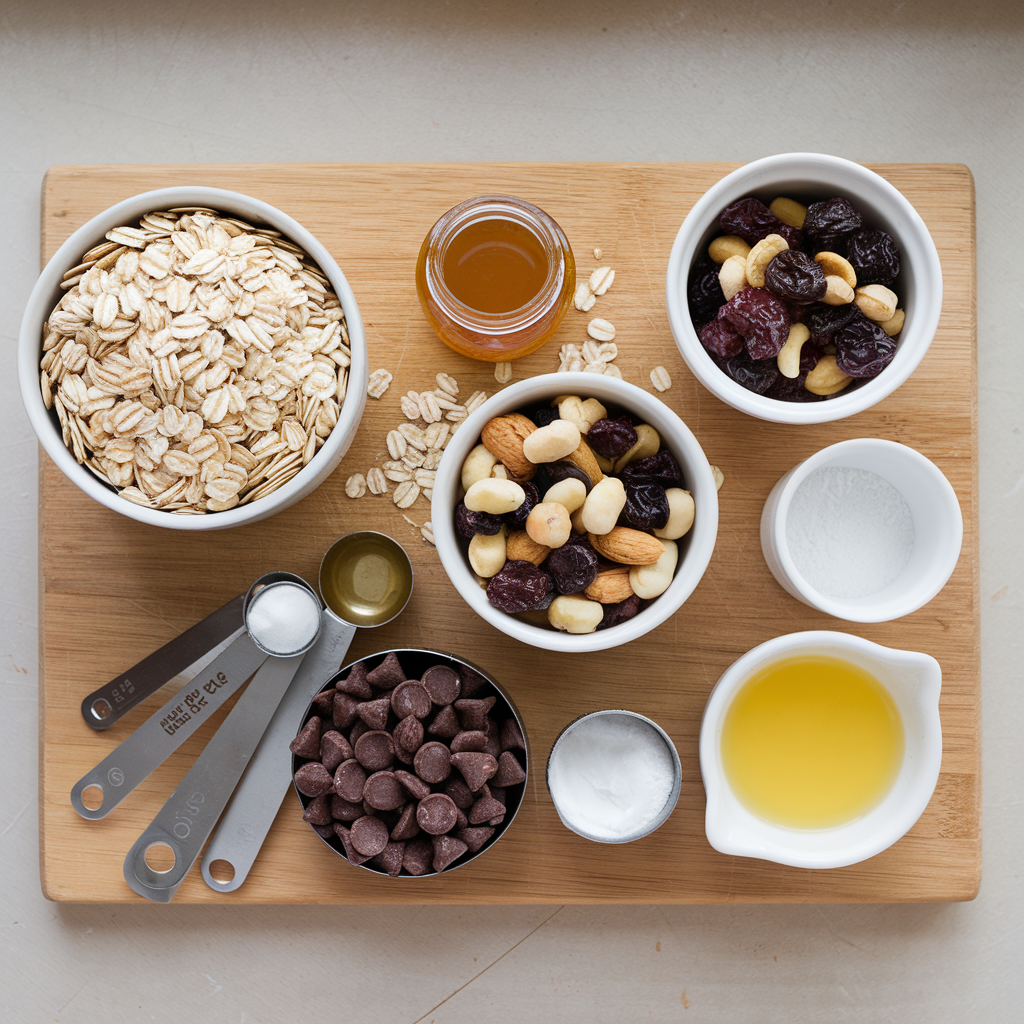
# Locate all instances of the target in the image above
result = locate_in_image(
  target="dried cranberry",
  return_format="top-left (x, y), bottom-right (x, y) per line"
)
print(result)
top-left (764, 250), bottom-right (826, 304)
top-left (714, 351), bottom-right (779, 395)
top-left (486, 560), bottom-right (553, 613)
top-left (546, 544), bottom-right (599, 595)
top-left (586, 416), bottom-right (637, 460)
top-left (455, 501), bottom-right (502, 539)
top-left (622, 481), bottom-right (670, 530)
top-left (845, 228), bottom-right (900, 287)
top-left (687, 252), bottom-right (726, 327)
top-left (803, 198), bottom-right (862, 253)
top-left (598, 594), bottom-right (641, 630)
top-left (800, 338), bottom-right (825, 374)
top-left (503, 481), bottom-right (538, 531)
top-left (700, 318), bottom-right (744, 358)
top-left (719, 287), bottom-right (790, 360)
top-left (719, 198), bottom-right (780, 246)
top-left (834, 318), bottom-right (897, 378)
top-left (546, 461), bottom-right (593, 493)
top-left (763, 370), bottom-right (826, 402)
top-left (562, 531), bottom-right (595, 550)
top-left (619, 449), bottom-right (684, 489)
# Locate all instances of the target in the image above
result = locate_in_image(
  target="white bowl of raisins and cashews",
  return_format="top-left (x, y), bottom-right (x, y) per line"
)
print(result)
top-left (665, 152), bottom-right (943, 425)
top-left (431, 372), bottom-right (719, 653)
top-left (18, 186), bottom-right (368, 529)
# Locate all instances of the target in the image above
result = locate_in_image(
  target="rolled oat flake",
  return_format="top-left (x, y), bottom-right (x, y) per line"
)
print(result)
top-left (245, 582), bottom-right (321, 656)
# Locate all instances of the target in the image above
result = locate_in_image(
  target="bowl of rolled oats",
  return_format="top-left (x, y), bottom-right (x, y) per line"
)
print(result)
top-left (19, 187), bottom-right (367, 528)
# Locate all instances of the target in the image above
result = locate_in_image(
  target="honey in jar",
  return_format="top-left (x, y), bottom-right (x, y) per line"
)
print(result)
top-left (415, 194), bottom-right (575, 361)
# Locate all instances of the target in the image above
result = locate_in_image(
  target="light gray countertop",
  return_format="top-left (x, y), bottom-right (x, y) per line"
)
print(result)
top-left (1, 1), bottom-right (1019, 1020)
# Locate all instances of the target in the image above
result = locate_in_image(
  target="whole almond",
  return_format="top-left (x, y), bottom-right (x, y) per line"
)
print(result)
top-left (481, 413), bottom-right (537, 481)
top-left (588, 527), bottom-right (664, 565)
top-left (564, 437), bottom-right (604, 486)
top-left (585, 566), bottom-right (635, 603)
top-left (507, 529), bottom-right (551, 566)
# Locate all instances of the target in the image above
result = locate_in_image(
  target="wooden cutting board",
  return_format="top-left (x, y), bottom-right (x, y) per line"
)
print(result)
top-left (37, 163), bottom-right (978, 903)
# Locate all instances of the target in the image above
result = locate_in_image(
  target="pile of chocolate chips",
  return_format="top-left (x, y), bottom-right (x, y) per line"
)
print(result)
top-left (291, 651), bottom-right (528, 877)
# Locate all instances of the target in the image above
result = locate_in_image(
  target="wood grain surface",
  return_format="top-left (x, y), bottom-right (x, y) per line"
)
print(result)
top-left (37, 163), bottom-right (978, 903)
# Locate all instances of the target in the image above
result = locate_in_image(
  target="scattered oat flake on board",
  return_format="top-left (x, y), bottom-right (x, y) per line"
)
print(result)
top-left (368, 368), bottom-right (392, 399)
top-left (366, 467), bottom-right (388, 494)
top-left (589, 267), bottom-right (615, 296)
top-left (421, 522), bottom-right (435, 545)
top-left (711, 465), bottom-right (725, 491)
top-left (494, 361), bottom-right (513, 384)
top-left (650, 366), bottom-right (672, 392)
top-left (593, 247), bottom-right (603, 260)
top-left (587, 318), bottom-right (616, 342)
top-left (345, 473), bottom-right (367, 498)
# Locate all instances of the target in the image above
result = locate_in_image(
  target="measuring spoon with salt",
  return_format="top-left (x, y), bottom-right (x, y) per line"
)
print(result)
top-left (201, 531), bottom-right (413, 893)
top-left (123, 572), bottom-right (323, 902)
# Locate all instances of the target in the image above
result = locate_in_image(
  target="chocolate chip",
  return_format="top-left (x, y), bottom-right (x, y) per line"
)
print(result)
top-left (311, 822), bottom-right (334, 840)
top-left (414, 741), bottom-right (451, 784)
top-left (330, 794), bottom-right (364, 821)
top-left (455, 827), bottom-right (495, 853)
top-left (373, 841), bottom-right (405, 877)
top-left (428, 704), bottom-right (460, 739)
top-left (366, 652), bottom-right (406, 689)
top-left (290, 715), bottom-right (322, 759)
top-left (391, 681), bottom-right (432, 720)
top-left (488, 785), bottom-right (506, 806)
top-left (450, 751), bottom-right (498, 792)
top-left (393, 715), bottom-right (424, 755)
top-left (334, 759), bottom-right (367, 803)
top-left (455, 807), bottom-right (469, 830)
top-left (457, 666), bottom-right (489, 698)
top-left (333, 692), bottom-right (360, 730)
top-left (493, 750), bottom-right (527, 787)
top-left (393, 742), bottom-right (415, 766)
top-left (391, 802), bottom-right (420, 841)
top-left (363, 771), bottom-right (406, 811)
top-left (488, 814), bottom-right (505, 827)
top-left (403, 837), bottom-right (434, 876)
top-left (320, 730), bottom-right (354, 773)
top-left (450, 730), bottom-right (486, 753)
top-left (417, 793), bottom-right (458, 835)
top-left (421, 665), bottom-right (461, 705)
top-left (444, 777), bottom-right (474, 810)
top-left (455, 697), bottom-right (497, 732)
top-left (500, 717), bottom-right (526, 752)
top-left (395, 769), bottom-right (431, 801)
top-left (357, 696), bottom-right (391, 731)
top-left (335, 662), bottom-right (374, 699)
top-left (302, 793), bottom-right (332, 825)
top-left (311, 689), bottom-right (335, 716)
top-left (294, 762), bottom-right (335, 797)
top-left (350, 814), bottom-right (389, 856)
top-left (469, 795), bottom-right (506, 824)
top-left (348, 719), bottom-right (369, 746)
top-left (431, 834), bottom-right (468, 872)
top-left (483, 718), bottom-right (502, 759)
top-left (333, 823), bottom-right (371, 865)
top-left (354, 730), bottom-right (395, 771)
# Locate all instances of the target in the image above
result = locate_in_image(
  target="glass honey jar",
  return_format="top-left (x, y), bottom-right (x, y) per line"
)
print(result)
top-left (415, 194), bottom-right (575, 361)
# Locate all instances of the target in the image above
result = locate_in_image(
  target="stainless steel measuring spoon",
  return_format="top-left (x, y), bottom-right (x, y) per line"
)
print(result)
top-left (80, 594), bottom-right (246, 730)
top-left (200, 532), bottom-right (413, 893)
top-left (123, 572), bottom-right (323, 902)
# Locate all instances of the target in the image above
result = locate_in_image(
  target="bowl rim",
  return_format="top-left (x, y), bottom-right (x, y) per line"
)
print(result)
top-left (19, 185), bottom-right (368, 530)
top-left (665, 152), bottom-right (944, 425)
top-left (431, 371), bottom-right (719, 653)
top-left (699, 630), bottom-right (943, 869)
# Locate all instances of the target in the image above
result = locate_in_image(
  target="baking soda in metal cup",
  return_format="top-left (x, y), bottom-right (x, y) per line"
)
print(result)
top-left (546, 710), bottom-right (682, 843)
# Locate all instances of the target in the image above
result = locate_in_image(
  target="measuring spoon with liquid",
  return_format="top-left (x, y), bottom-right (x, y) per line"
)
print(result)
top-left (123, 572), bottom-right (323, 902)
top-left (200, 531), bottom-right (413, 893)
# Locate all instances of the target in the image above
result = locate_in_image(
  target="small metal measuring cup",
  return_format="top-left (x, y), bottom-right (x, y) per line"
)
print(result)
top-left (200, 531), bottom-right (413, 892)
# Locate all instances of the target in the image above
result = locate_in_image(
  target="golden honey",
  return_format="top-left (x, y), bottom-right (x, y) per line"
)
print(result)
top-left (720, 655), bottom-right (904, 829)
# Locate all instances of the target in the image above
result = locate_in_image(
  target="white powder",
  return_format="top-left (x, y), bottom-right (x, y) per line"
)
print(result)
top-left (246, 583), bottom-right (322, 655)
top-left (547, 714), bottom-right (677, 840)
top-left (786, 466), bottom-right (914, 599)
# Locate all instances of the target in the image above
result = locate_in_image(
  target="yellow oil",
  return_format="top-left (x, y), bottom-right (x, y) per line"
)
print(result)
top-left (720, 655), bottom-right (904, 830)
top-left (319, 533), bottom-right (413, 627)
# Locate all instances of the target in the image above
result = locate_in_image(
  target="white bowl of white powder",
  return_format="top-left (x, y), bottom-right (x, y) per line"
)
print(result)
top-left (760, 438), bottom-right (963, 622)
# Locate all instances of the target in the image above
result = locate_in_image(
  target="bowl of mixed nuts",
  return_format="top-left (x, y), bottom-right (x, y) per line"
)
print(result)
top-left (431, 372), bottom-right (719, 652)
top-left (665, 153), bottom-right (943, 424)
top-left (19, 186), bottom-right (367, 529)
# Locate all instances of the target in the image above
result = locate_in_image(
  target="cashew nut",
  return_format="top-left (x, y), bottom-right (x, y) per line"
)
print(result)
top-left (629, 539), bottom-right (679, 599)
top-left (468, 530), bottom-right (507, 577)
top-left (543, 477), bottom-right (588, 514)
top-left (718, 255), bottom-right (748, 301)
top-left (804, 354), bottom-right (853, 396)
top-left (461, 443), bottom-right (497, 491)
top-left (814, 251), bottom-right (857, 289)
top-left (880, 308), bottom-right (905, 337)
top-left (822, 275), bottom-right (855, 305)
top-left (708, 235), bottom-right (751, 264)
top-left (557, 395), bottom-right (607, 434)
top-left (769, 196), bottom-right (807, 228)
top-left (745, 233), bottom-right (789, 288)
top-left (653, 489), bottom-right (695, 540)
top-left (776, 323), bottom-right (811, 379)
top-left (548, 594), bottom-right (604, 634)
top-left (523, 420), bottom-right (581, 464)
top-left (580, 476), bottom-right (627, 536)
top-left (854, 284), bottom-right (898, 323)
top-left (464, 477), bottom-right (525, 514)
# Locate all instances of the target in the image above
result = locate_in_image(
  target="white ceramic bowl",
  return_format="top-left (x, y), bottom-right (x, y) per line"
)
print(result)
top-left (431, 372), bottom-right (719, 652)
top-left (700, 631), bottom-right (943, 869)
top-left (760, 438), bottom-right (962, 622)
top-left (18, 186), bottom-right (368, 530)
top-left (665, 152), bottom-right (943, 424)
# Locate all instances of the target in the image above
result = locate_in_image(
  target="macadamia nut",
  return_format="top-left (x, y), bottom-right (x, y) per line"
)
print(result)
top-left (523, 420), bottom-right (582, 464)
top-left (526, 501), bottom-right (571, 548)
top-left (653, 488), bottom-right (695, 541)
top-left (464, 478), bottom-right (525, 515)
top-left (469, 530), bottom-right (507, 578)
top-left (543, 477), bottom-right (588, 514)
top-left (580, 476), bottom-right (627, 535)
top-left (629, 539), bottom-right (678, 599)
top-left (548, 594), bottom-right (604, 634)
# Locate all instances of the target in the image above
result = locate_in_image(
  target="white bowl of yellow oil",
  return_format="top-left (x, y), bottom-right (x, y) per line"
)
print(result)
top-left (700, 631), bottom-right (942, 869)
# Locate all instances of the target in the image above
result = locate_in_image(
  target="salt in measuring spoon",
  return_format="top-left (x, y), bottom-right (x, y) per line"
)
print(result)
top-left (201, 531), bottom-right (413, 893)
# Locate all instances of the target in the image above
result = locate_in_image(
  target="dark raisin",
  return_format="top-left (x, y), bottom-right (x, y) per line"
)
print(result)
top-left (546, 461), bottom-right (593, 493)
top-left (700, 318), bottom-right (744, 358)
top-left (803, 198), bottom-right (862, 253)
top-left (714, 351), bottom-right (780, 395)
top-left (455, 501), bottom-right (502, 539)
top-left (834, 318), bottom-right (897, 378)
top-left (525, 405), bottom-right (560, 428)
top-left (845, 228), bottom-right (900, 287)
top-left (562, 531), bottom-right (595, 550)
top-left (619, 449), bottom-right (684, 489)
top-left (800, 338), bottom-right (826, 374)
top-left (503, 481), bottom-right (538, 531)
top-left (687, 252), bottom-right (726, 327)
top-left (719, 287), bottom-right (790, 360)
top-left (486, 560), bottom-right (554, 613)
top-left (545, 544), bottom-right (599, 595)
top-left (804, 301), bottom-right (860, 344)
top-left (774, 223), bottom-right (803, 251)
top-left (622, 481), bottom-right (670, 530)
top-left (586, 416), bottom-right (637, 460)
top-left (763, 370), bottom-right (826, 402)
top-left (719, 198), bottom-right (781, 246)
top-left (598, 594), bottom-right (642, 630)
top-left (764, 250), bottom-right (826, 303)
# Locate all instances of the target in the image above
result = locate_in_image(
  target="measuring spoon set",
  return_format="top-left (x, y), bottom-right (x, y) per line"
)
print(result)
top-left (70, 532), bottom-right (413, 903)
